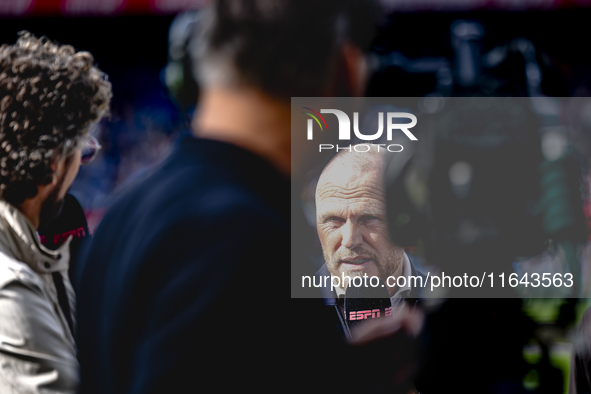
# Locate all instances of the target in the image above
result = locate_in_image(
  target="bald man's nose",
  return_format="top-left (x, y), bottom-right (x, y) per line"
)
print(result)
top-left (340, 220), bottom-right (363, 249)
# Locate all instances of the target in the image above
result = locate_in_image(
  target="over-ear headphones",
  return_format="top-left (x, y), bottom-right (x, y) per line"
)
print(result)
top-left (162, 11), bottom-right (201, 117)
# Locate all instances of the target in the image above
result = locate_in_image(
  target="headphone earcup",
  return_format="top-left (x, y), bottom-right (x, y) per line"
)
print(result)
top-left (163, 11), bottom-right (201, 114)
top-left (385, 159), bottom-right (426, 249)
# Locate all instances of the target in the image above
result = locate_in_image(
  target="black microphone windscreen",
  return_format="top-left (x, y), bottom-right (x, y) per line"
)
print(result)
top-left (344, 279), bottom-right (392, 329)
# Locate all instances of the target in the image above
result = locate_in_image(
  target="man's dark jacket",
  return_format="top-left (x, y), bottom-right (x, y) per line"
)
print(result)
top-left (74, 135), bottom-right (291, 393)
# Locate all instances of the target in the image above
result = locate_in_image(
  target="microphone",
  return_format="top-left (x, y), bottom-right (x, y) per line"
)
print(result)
top-left (344, 280), bottom-right (420, 394)
top-left (344, 278), bottom-right (392, 330)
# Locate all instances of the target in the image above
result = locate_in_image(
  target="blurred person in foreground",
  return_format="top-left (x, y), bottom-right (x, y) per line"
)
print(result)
top-left (0, 32), bottom-right (111, 393)
top-left (73, 1), bottom-right (416, 393)
top-left (315, 146), bottom-right (425, 335)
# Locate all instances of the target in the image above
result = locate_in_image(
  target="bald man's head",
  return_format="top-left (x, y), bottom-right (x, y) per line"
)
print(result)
top-left (317, 146), bottom-right (387, 193)
top-left (315, 145), bottom-right (404, 295)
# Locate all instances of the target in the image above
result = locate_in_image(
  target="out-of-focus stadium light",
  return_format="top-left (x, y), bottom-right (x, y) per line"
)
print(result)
top-left (0, 0), bottom-right (34, 16)
top-left (0, 0), bottom-right (207, 16)
top-left (61, 0), bottom-right (125, 15)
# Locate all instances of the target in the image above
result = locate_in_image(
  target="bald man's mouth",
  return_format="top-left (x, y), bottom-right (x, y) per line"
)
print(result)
top-left (339, 257), bottom-right (374, 269)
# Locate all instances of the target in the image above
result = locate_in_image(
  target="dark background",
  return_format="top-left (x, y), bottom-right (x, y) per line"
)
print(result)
top-left (3, 4), bottom-right (591, 393)
top-left (2, 9), bottom-right (591, 219)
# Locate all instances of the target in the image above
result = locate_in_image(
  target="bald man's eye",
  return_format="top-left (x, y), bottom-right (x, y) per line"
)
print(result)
top-left (323, 217), bottom-right (345, 227)
top-left (360, 215), bottom-right (381, 224)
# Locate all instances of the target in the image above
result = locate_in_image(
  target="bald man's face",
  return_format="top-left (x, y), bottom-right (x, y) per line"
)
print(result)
top-left (316, 157), bottom-right (404, 295)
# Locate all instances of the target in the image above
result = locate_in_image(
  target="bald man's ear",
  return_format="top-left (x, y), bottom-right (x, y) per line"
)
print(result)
top-left (330, 42), bottom-right (368, 97)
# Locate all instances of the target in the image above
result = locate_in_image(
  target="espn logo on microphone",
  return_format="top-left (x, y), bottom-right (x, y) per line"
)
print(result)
top-left (349, 306), bottom-right (393, 321)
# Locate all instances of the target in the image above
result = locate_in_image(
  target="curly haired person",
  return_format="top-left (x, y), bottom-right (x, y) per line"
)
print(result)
top-left (0, 31), bottom-right (111, 393)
